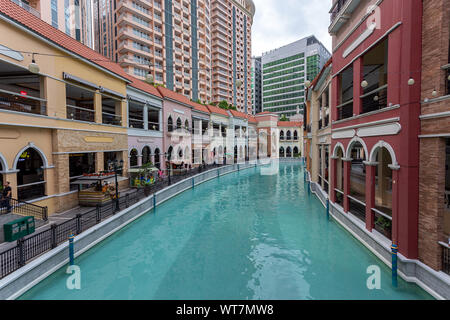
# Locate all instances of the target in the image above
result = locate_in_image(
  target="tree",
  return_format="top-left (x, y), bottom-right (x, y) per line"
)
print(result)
top-left (218, 100), bottom-right (229, 110)
top-left (280, 114), bottom-right (289, 121)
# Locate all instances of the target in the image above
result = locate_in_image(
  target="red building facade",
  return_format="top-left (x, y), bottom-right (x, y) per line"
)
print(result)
top-left (329, 0), bottom-right (423, 259)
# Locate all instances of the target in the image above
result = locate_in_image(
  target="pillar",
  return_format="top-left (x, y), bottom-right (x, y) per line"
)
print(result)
top-left (143, 105), bottom-right (149, 130)
top-left (343, 158), bottom-right (352, 212)
top-left (364, 162), bottom-right (377, 231)
top-left (4, 172), bottom-right (18, 199)
top-left (391, 166), bottom-right (400, 245)
top-left (95, 152), bottom-right (104, 172)
top-left (330, 156), bottom-right (338, 202)
top-left (353, 58), bottom-right (363, 116)
top-left (94, 91), bottom-right (102, 124)
top-left (137, 155), bottom-right (143, 167)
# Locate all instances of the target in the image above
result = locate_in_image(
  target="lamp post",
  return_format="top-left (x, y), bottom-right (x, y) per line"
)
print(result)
top-left (108, 159), bottom-right (124, 212)
top-left (164, 152), bottom-right (172, 185)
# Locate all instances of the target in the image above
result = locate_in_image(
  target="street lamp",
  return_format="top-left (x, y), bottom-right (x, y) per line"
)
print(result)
top-left (108, 159), bottom-right (124, 212)
top-left (164, 152), bottom-right (172, 185)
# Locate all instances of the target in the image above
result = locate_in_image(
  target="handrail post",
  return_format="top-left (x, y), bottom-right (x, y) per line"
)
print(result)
top-left (51, 223), bottom-right (57, 248)
top-left (76, 214), bottom-right (82, 234)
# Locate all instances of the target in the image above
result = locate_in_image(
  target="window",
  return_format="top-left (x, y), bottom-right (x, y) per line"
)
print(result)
top-left (51, 0), bottom-right (58, 28)
top-left (128, 101), bottom-right (144, 129)
top-left (69, 153), bottom-right (95, 191)
top-left (66, 83), bottom-right (95, 122)
top-left (16, 148), bottom-right (46, 201)
top-left (101, 94), bottom-right (122, 126)
top-left (337, 66), bottom-right (354, 120)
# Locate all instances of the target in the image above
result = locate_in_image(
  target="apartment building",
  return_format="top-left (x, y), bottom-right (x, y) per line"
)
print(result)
top-left (95, 0), bottom-right (212, 104)
top-left (251, 56), bottom-right (262, 114)
top-left (210, 0), bottom-right (254, 114)
top-left (261, 36), bottom-right (330, 118)
top-left (11, 0), bottom-right (96, 49)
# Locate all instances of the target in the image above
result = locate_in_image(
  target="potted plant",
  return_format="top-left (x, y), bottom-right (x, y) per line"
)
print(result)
top-left (375, 216), bottom-right (392, 239)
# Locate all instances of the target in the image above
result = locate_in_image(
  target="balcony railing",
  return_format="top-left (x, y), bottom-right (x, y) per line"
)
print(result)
top-left (129, 117), bottom-right (144, 129)
top-left (11, 0), bottom-right (41, 18)
top-left (0, 90), bottom-right (46, 116)
top-left (348, 195), bottom-right (366, 223)
top-left (330, 0), bottom-right (348, 23)
top-left (102, 112), bottom-right (122, 126)
top-left (440, 242), bottom-right (450, 275)
top-left (335, 189), bottom-right (344, 207)
top-left (361, 85), bottom-right (388, 114)
top-left (373, 208), bottom-right (392, 240)
top-left (337, 100), bottom-right (353, 120)
top-left (67, 105), bottom-right (95, 122)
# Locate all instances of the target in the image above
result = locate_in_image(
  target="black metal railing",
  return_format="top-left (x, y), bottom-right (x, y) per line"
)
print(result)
top-left (335, 189), bottom-right (344, 206)
top-left (337, 101), bottom-right (353, 120)
top-left (361, 85), bottom-right (388, 114)
top-left (67, 105), bottom-right (95, 122)
top-left (102, 112), bottom-right (122, 126)
top-left (441, 242), bottom-right (450, 275)
top-left (0, 162), bottom-right (231, 279)
top-left (373, 209), bottom-right (392, 240)
top-left (0, 197), bottom-right (48, 220)
top-left (348, 196), bottom-right (366, 223)
top-left (323, 180), bottom-right (329, 194)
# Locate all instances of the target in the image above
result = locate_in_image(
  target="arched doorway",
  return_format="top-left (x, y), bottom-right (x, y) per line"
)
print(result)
top-left (142, 146), bottom-right (151, 165)
top-left (286, 147), bottom-right (292, 157)
top-left (279, 147), bottom-right (285, 157)
top-left (16, 148), bottom-right (45, 201)
top-left (176, 117), bottom-right (182, 130)
top-left (373, 147), bottom-right (393, 239)
top-left (129, 149), bottom-right (138, 168)
top-left (349, 141), bottom-right (366, 222)
top-left (154, 148), bottom-right (161, 169)
top-left (293, 146), bottom-right (299, 157)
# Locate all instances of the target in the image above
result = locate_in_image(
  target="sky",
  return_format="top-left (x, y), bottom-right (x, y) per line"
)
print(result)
top-left (251, 0), bottom-right (332, 57)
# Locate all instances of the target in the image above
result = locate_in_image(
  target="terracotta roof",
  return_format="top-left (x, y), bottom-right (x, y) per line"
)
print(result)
top-left (156, 86), bottom-right (195, 107)
top-left (277, 121), bottom-right (303, 127)
top-left (191, 102), bottom-right (210, 114)
top-left (206, 104), bottom-right (229, 117)
top-left (0, 1), bottom-right (165, 99)
top-left (229, 109), bottom-right (248, 119)
top-left (246, 115), bottom-right (257, 123)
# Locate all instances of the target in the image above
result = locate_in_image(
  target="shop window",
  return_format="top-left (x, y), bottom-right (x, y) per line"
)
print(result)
top-left (69, 153), bottom-right (96, 191)
top-left (16, 148), bottom-right (45, 201)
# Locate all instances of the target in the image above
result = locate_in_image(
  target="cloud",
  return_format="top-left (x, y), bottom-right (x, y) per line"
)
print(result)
top-left (251, 0), bottom-right (332, 56)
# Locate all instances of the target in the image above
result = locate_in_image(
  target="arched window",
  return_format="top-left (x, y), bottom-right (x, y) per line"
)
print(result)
top-left (176, 117), bottom-right (182, 129)
top-left (130, 149), bottom-right (138, 168)
top-left (142, 146), bottom-right (151, 165)
top-left (167, 116), bottom-right (173, 132)
top-left (184, 119), bottom-right (189, 131)
top-left (293, 146), bottom-right (299, 157)
top-left (280, 130), bottom-right (284, 140)
top-left (286, 130), bottom-right (292, 140)
top-left (178, 147), bottom-right (183, 159)
top-left (294, 130), bottom-right (298, 140)
top-left (286, 147), bottom-right (292, 157)
top-left (154, 148), bottom-right (161, 169)
top-left (279, 147), bottom-right (285, 157)
top-left (16, 148), bottom-right (45, 201)
top-left (167, 146), bottom-right (173, 161)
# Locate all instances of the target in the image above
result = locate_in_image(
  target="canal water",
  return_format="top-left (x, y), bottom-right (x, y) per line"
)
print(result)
top-left (20, 163), bottom-right (433, 299)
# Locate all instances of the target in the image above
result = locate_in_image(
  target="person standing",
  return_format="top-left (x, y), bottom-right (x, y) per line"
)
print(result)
top-left (2, 181), bottom-right (12, 214)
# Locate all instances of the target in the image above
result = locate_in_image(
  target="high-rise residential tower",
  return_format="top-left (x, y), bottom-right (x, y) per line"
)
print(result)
top-left (93, 0), bottom-right (214, 104)
top-left (210, 0), bottom-right (255, 114)
top-left (261, 36), bottom-right (330, 117)
top-left (251, 56), bottom-right (262, 114)
top-left (12, 0), bottom-right (96, 49)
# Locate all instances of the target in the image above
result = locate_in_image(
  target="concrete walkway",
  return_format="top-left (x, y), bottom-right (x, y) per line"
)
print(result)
top-left (0, 188), bottom-right (137, 250)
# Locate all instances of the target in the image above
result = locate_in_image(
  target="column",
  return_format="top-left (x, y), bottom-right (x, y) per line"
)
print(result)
top-left (95, 152), bottom-right (104, 172)
top-left (343, 157), bottom-right (352, 212)
top-left (143, 105), bottom-right (149, 130)
top-left (330, 156), bottom-right (338, 202)
top-left (94, 91), bottom-right (102, 123)
top-left (364, 161), bottom-right (377, 231)
top-left (353, 58), bottom-right (363, 116)
top-left (391, 166), bottom-right (400, 246)
top-left (137, 155), bottom-right (143, 167)
top-left (4, 172), bottom-right (18, 199)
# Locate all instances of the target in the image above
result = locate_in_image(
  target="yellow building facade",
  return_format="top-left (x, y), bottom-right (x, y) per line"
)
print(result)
top-left (0, 11), bottom-right (130, 215)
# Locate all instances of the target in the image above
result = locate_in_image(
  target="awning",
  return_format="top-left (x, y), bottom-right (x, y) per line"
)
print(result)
top-left (70, 175), bottom-right (128, 185)
top-left (63, 72), bottom-right (100, 90)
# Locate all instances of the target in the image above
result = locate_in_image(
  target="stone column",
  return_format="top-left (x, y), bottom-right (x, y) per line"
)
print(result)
top-left (95, 152), bottom-right (104, 172)
top-left (364, 161), bottom-right (378, 231)
top-left (343, 157), bottom-right (352, 212)
top-left (330, 156), bottom-right (338, 203)
top-left (143, 105), bottom-right (149, 130)
top-left (4, 172), bottom-right (18, 199)
top-left (94, 91), bottom-right (102, 123)
top-left (137, 155), bottom-right (143, 167)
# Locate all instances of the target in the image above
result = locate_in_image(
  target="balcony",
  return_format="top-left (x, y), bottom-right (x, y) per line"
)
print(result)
top-left (11, 0), bottom-right (40, 18)
top-left (337, 100), bottom-right (353, 121)
top-left (361, 85), bottom-right (388, 114)
top-left (329, 0), bottom-right (361, 35)
top-left (0, 89), bottom-right (46, 116)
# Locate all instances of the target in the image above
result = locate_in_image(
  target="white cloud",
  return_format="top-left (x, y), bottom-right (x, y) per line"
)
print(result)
top-left (251, 0), bottom-right (332, 56)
